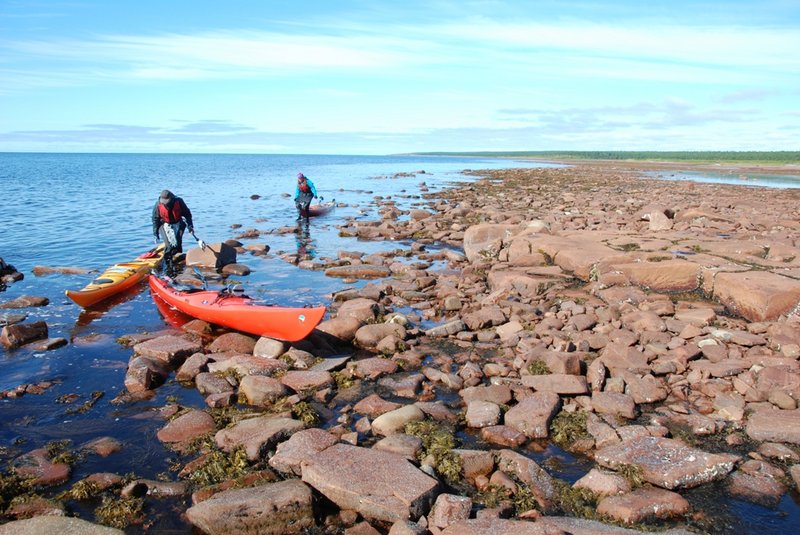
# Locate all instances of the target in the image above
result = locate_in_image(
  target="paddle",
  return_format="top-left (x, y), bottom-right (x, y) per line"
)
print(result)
top-left (192, 267), bottom-right (208, 290)
top-left (190, 230), bottom-right (207, 250)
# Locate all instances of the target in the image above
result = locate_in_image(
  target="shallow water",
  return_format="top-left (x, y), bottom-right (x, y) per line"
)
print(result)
top-left (1, 154), bottom-right (798, 532)
top-left (645, 169), bottom-right (800, 189)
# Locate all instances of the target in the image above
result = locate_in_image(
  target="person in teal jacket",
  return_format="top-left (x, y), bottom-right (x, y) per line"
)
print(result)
top-left (294, 172), bottom-right (317, 220)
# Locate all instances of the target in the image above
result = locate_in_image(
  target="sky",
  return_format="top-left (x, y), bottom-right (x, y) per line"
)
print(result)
top-left (0, 0), bottom-right (798, 154)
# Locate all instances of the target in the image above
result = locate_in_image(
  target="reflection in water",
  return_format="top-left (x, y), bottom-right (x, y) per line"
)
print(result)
top-left (71, 280), bottom-right (151, 334)
top-left (152, 292), bottom-right (193, 329)
top-left (295, 220), bottom-right (316, 264)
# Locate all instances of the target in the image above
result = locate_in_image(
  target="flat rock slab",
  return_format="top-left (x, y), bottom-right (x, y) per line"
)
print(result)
top-left (133, 334), bottom-right (202, 364)
top-left (215, 416), bottom-right (304, 460)
top-left (0, 516), bottom-right (123, 534)
top-left (713, 270), bottom-right (800, 322)
top-left (595, 436), bottom-right (738, 490)
top-left (597, 486), bottom-right (690, 524)
top-left (269, 428), bottom-right (339, 476)
top-left (746, 408), bottom-right (800, 444)
top-left (207, 354), bottom-right (289, 376)
top-left (156, 409), bottom-right (216, 448)
top-left (504, 391), bottom-right (561, 438)
top-left (441, 517), bottom-right (558, 534)
top-left (301, 443), bottom-right (438, 523)
top-left (186, 479), bottom-right (313, 535)
top-left (536, 515), bottom-right (697, 534)
top-left (324, 264), bottom-right (392, 279)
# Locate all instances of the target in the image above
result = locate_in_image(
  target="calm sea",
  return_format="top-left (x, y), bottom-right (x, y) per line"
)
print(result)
top-left (0, 153), bottom-right (797, 533)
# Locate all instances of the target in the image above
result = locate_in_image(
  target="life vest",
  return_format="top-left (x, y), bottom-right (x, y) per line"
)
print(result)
top-left (298, 181), bottom-right (311, 193)
top-left (158, 200), bottom-right (183, 224)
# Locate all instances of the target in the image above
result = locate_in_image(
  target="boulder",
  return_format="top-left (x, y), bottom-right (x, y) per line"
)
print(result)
top-left (301, 443), bottom-right (438, 523)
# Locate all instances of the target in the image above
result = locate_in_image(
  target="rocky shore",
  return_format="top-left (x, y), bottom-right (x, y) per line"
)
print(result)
top-left (2, 162), bottom-right (800, 534)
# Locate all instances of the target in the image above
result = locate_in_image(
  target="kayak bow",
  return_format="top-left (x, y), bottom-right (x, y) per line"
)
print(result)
top-left (66, 244), bottom-right (165, 308)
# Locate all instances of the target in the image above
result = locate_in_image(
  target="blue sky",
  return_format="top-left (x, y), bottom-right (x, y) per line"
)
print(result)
top-left (1, 0), bottom-right (798, 154)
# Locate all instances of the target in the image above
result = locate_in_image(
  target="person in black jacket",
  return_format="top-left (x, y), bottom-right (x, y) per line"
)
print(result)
top-left (152, 190), bottom-right (193, 269)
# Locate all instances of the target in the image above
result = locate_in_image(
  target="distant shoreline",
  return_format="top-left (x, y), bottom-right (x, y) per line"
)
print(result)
top-left (406, 151), bottom-right (800, 177)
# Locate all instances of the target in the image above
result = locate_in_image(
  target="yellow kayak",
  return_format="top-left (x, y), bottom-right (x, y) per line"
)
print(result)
top-left (66, 244), bottom-right (165, 308)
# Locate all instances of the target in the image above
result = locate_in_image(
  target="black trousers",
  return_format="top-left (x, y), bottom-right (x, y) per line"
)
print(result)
top-left (159, 221), bottom-right (185, 261)
top-left (295, 192), bottom-right (313, 217)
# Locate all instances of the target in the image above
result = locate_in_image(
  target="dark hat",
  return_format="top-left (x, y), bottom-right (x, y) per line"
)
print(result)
top-left (159, 190), bottom-right (174, 203)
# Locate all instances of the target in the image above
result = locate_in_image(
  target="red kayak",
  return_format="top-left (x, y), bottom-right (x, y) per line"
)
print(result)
top-left (148, 275), bottom-right (325, 342)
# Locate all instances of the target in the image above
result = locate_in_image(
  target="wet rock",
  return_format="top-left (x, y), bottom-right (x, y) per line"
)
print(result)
top-left (428, 493), bottom-right (471, 530)
top-left (133, 334), bottom-right (202, 364)
top-left (207, 354), bottom-right (288, 376)
top-left (521, 373), bottom-right (588, 395)
top-left (185, 479), bottom-right (314, 535)
top-left (221, 262), bottom-right (251, 276)
top-left (269, 428), bottom-right (340, 476)
top-left (425, 319), bottom-right (466, 337)
top-left (0, 516), bottom-right (123, 534)
top-left (746, 407), bottom-right (800, 444)
top-left (351, 357), bottom-right (399, 379)
top-left (325, 264), bottom-right (392, 279)
top-left (573, 468), bottom-right (631, 497)
top-left (254, 336), bottom-right (289, 358)
top-left (81, 436), bottom-right (123, 457)
top-left (0, 320), bottom-right (48, 348)
top-left (372, 404), bottom-right (425, 436)
top-left (156, 409), bottom-right (216, 449)
top-left (353, 394), bottom-right (402, 417)
top-left (591, 391), bottom-right (637, 419)
top-left (280, 370), bottom-right (333, 392)
top-left (460, 384), bottom-right (512, 405)
top-left (480, 425), bottom-right (527, 448)
top-left (28, 337), bottom-right (68, 351)
top-left (0, 312), bottom-right (27, 327)
top-left (374, 433), bottom-right (423, 460)
top-left (0, 295), bottom-right (49, 309)
top-left (12, 448), bottom-right (70, 486)
top-left (354, 323), bottom-right (406, 348)
top-left (316, 316), bottom-right (364, 342)
top-left (32, 265), bottom-right (93, 275)
top-left (595, 436), bottom-right (738, 489)
top-left (124, 355), bottom-right (171, 392)
top-left (215, 415), bottom-right (304, 460)
top-left (441, 517), bottom-right (556, 534)
top-left (504, 392), bottom-right (561, 438)
top-left (727, 469), bottom-right (787, 507)
top-left (496, 449), bottom-right (557, 511)
top-left (186, 242), bottom-right (237, 269)
top-left (122, 479), bottom-right (188, 498)
top-left (596, 486), bottom-right (690, 524)
top-left (176, 352), bottom-right (209, 381)
top-left (239, 375), bottom-right (287, 406)
top-left (301, 443), bottom-right (439, 523)
top-left (5, 495), bottom-right (65, 519)
top-left (465, 400), bottom-right (501, 428)
top-left (452, 449), bottom-right (494, 482)
top-left (195, 372), bottom-right (235, 395)
top-left (207, 332), bottom-right (257, 354)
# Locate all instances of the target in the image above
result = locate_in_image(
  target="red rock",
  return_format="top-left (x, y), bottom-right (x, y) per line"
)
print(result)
top-left (597, 486), bottom-right (690, 524)
top-left (301, 443), bottom-right (438, 523)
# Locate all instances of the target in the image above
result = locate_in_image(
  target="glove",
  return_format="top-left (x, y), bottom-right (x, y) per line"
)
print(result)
top-left (188, 227), bottom-right (194, 234)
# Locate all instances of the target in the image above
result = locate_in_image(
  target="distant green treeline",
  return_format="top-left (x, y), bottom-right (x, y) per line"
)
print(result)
top-left (416, 151), bottom-right (800, 164)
